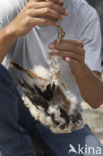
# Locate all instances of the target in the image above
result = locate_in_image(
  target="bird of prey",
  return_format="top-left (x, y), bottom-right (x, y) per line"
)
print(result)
top-left (8, 26), bottom-right (84, 134)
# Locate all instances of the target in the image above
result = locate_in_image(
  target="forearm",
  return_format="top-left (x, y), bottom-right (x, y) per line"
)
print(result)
top-left (0, 22), bottom-right (17, 63)
top-left (48, 39), bottom-right (103, 109)
top-left (73, 64), bottom-right (103, 108)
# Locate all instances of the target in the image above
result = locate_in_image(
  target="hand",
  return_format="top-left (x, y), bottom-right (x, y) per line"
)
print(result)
top-left (10, 0), bottom-right (68, 37)
top-left (29, 0), bottom-right (64, 5)
top-left (48, 39), bottom-right (85, 75)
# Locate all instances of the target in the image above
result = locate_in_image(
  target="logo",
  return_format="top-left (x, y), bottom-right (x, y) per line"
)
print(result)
top-left (68, 144), bottom-right (102, 155)
top-left (68, 144), bottom-right (78, 154)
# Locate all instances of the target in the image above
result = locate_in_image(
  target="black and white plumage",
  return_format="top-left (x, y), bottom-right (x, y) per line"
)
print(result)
top-left (9, 53), bottom-right (85, 134)
top-left (8, 24), bottom-right (84, 134)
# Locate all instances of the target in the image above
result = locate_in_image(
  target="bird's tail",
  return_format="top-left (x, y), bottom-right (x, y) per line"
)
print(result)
top-left (8, 60), bottom-right (46, 80)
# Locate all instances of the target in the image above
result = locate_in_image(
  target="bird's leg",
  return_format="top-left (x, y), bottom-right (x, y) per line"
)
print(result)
top-left (57, 25), bottom-right (65, 43)
top-left (49, 25), bottom-right (65, 86)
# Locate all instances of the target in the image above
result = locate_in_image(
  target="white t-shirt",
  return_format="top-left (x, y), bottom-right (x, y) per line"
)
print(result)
top-left (0, 0), bottom-right (102, 109)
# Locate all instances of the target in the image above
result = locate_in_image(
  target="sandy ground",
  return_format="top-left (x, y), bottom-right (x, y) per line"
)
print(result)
top-left (81, 101), bottom-right (103, 144)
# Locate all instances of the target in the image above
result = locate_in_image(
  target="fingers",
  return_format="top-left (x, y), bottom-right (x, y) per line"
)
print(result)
top-left (65, 57), bottom-right (85, 75)
top-left (65, 57), bottom-right (79, 70)
top-left (65, 57), bottom-right (78, 66)
top-left (30, 17), bottom-right (58, 26)
top-left (49, 39), bottom-right (85, 64)
top-left (28, 8), bottom-right (64, 20)
top-left (46, 0), bottom-right (64, 5)
top-left (71, 39), bottom-right (84, 48)
top-left (49, 40), bottom-right (85, 55)
top-left (27, 1), bottom-right (68, 16)
top-left (30, 0), bottom-right (64, 5)
top-left (50, 49), bottom-right (84, 63)
top-left (56, 39), bottom-right (83, 48)
top-left (25, 0), bottom-right (69, 27)
top-left (25, 1), bottom-right (69, 27)
top-left (49, 2), bottom-right (68, 15)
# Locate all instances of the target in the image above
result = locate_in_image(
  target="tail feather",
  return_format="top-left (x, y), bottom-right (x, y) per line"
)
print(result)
top-left (8, 60), bottom-right (46, 80)
top-left (8, 60), bottom-right (27, 73)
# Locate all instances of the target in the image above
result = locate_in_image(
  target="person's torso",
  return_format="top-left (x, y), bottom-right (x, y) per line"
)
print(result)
top-left (2, 0), bottom-right (89, 107)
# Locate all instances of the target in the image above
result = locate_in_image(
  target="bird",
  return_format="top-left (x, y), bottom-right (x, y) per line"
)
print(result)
top-left (8, 26), bottom-right (84, 134)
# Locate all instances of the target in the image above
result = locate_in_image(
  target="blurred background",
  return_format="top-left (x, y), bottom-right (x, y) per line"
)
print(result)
top-left (82, 0), bottom-right (103, 144)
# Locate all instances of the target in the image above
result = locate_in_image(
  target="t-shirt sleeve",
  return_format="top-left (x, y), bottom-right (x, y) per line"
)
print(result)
top-left (76, 0), bottom-right (102, 72)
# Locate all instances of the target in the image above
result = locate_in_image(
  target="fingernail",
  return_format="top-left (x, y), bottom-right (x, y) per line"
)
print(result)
top-left (65, 10), bottom-right (69, 16)
top-left (48, 43), bottom-right (54, 49)
top-left (66, 57), bottom-right (70, 62)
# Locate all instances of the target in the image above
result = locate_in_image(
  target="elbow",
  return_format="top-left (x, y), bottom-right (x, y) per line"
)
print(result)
top-left (84, 98), bottom-right (102, 109)
top-left (82, 93), bottom-right (103, 109)
top-left (87, 101), bottom-right (102, 109)
top-left (90, 104), bottom-right (100, 109)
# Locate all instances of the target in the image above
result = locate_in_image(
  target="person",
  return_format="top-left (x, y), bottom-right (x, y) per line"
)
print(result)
top-left (0, 64), bottom-right (37, 156)
top-left (0, 0), bottom-right (103, 156)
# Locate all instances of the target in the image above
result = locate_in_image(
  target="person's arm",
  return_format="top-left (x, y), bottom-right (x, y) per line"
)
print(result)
top-left (66, 59), bottom-right (103, 109)
top-left (0, 23), bottom-right (17, 63)
top-left (49, 2), bottom-right (102, 109)
top-left (0, 0), bottom-right (68, 63)
top-left (48, 38), bottom-right (103, 109)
